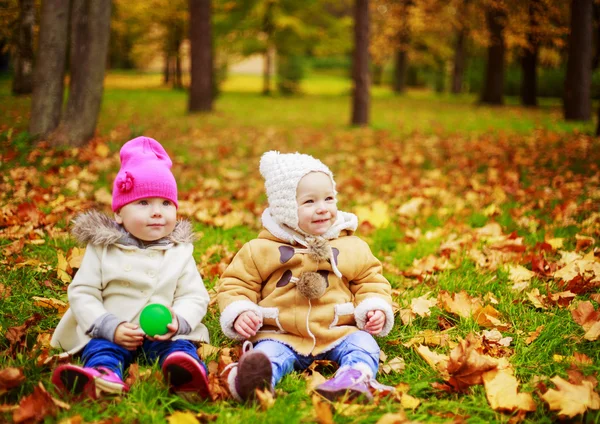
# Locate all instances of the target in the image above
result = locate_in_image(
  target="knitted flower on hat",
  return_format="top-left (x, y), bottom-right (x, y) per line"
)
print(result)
top-left (259, 151), bottom-right (336, 231)
top-left (112, 136), bottom-right (178, 211)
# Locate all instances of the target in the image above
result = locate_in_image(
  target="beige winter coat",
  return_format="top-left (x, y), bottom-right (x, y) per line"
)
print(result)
top-left (51, 211), bottom-right (210, 354)
top-left (218, 211), bottom-right (393, 355)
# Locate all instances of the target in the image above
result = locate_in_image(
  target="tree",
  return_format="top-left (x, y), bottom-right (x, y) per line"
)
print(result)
top-left (393, 0), bottom-right (411, 94)
top-left (29, 0), bottom-right (69, 137)
top-left (30, 0), bottom-right (112, 147)
top-left (351, 0), bottom-right (369, 126)
top-left (520, 0), bottom-right (540, 107)
top-left (189, 0), bottom-right (213, 112)
top-left (11, 0), bottom-right (34, 95)
top-left (564, 0), bottom-right (593, 121)
top-left (480, 2), bottom-right (506, 105)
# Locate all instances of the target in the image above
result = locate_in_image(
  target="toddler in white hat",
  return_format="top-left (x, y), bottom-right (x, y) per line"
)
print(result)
top-left (218, 151), bottom-right (394, 402)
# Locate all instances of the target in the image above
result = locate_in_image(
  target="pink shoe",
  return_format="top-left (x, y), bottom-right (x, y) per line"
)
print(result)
top-left (162, 352), bottom-right (210, 399)
top-left (52, 364), bottom-right (129, 399)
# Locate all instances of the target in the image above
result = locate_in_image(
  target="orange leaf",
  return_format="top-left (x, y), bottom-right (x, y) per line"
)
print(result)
top-left (0, 367), bottom-right (25, 395)
top-left (13, 383), bottom-right (58, 423)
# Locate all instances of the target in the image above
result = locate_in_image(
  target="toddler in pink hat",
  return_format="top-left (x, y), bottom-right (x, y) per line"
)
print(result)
top-left (50, 136), bottom-right (211, 400)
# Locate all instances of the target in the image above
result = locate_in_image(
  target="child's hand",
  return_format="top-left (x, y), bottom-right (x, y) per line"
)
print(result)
top-left (364, 310), bottom-right (386, 335)
top-left (234, 311), bottom-right (261, 338)
top-left (147, 308), bottom-right (179, 341)
top-left (114, 322), bottom-right (144, 350)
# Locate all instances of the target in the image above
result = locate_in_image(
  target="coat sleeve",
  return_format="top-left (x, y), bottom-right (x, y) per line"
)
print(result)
top-left (171, 245), bottom-right (210, 333)
top-left (348, 239), bottom-right (394, 336)
top-left (217, 242), bottom-right (264, 340)
top-left (67, 245), bottom-right (112, 334)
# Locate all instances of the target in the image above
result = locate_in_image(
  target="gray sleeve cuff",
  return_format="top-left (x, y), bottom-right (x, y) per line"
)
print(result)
top-left (85, 313), bottom-right (125, 342)
top-left (175, 314), bottom-right (191, 336)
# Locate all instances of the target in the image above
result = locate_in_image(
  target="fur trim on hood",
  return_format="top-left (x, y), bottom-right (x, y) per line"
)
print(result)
top-left (71, 210), bottom-right (195, 246)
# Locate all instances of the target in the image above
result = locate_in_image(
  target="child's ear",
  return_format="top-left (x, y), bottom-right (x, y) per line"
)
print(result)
top-left (114, 211), bottom-right (123, 224)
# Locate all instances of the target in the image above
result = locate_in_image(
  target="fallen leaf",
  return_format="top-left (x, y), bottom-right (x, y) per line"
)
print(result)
top-left (197, 343), bottom-right (220, 361)
top-left (56, 251), bottom-right (72, 284)
top-left (167, 411), bottom-right (200, 424)
top-left (410, 293), bottom-right (438, 317)
top-left (32, 296), bottom-right (68, 315)
top-left (13, 383), bottom-right (59, 423)
top-left (541, 376), bottom-right (600, 418)
top-left (312, 394), bottom-right (334, 424)
top-left (482, 365), bottom-right (536, 413)
top-left (0, 367), bottom-right (25, 395)
top-left (380, 357), bottom-right (406, 374)
top-left (355, 200), bottom-right (390, 228)
top-left (525, 325), bottom-right (544, 345)
top-left (255, 388), bottom-right (275, 411)
top-left (376, 411), bottom-right (410, 424)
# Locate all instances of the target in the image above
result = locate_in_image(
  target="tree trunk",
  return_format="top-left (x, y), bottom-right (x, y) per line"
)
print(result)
top-left (393, 50), bottom-right (408, 93)
top-left (189, 0), bottom-right (213, 111)
top-left (480, 5), bottom-right (506, 105)
top-left (262, 1), bottom-right (275, 96)
top-left (351, 0), bottom-right (370, 126)
top-left (12, 0), bottom-right (35, 95)
top-left (262, 47), bottom-right (272, 95)
top-left (50, 0), bottom-right (112, 147)
top-left (29, 0), bottom-right (70, 137)
top-left (175, 52), bottom-right (182, 89)
top-left (521, 0), bottom-right (539, 107)
top-left (564, 0), bottom-right (593, 121)
top-left (521, 47), bottom-right (538, 107)
top-left (596, 102), bottom-right (600, 136)
top-left (163, 51), bottom-right (170, 85)
top-left (451, 29), bottom-right (466, 94)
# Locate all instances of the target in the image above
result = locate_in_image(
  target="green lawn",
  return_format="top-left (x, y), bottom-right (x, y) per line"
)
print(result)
top-left (1, 71), bottom-right (599, 423)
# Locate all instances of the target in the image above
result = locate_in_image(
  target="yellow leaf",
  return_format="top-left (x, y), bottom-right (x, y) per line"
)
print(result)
top-left (410, 292), bottom-right (438, 317)
top-left (56, 251), bottom-right (72, 284)
top-left (400, 393), bottom-right (421, 410)
top-left (380, 357), bottom-right (405, 374)
top-left (256, 388), bottom-right (275, 411)
top-left (482, 366), bottom-right (536, 412)
top-left (197, 343), bottom-right (220, 361)
top-left (355, 200), bottom-right (390, 228)
top-left (167, 411), bottom-right (199, 424)
top-left (67, 247), bottom-right (85, 270)
top-left (507, 265), bottom-right (535, 284)
top-left (312, 394), bottom-right (333, 424)
top-left (93, 187), bottom-right (112, 206)
top-left (32, 296), bottom-right (68, 315)
top-left (541, 376), bottom-right (600, 418)
top-left (546, 238), bottom-right (564, 249)
top-left (95, 143), bottom-right (110, 158)
top-left (376, 412), bottom-right (409, 424)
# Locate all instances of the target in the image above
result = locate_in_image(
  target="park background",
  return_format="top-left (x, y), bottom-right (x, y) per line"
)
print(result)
top-left (1, 0), bottom-right (600, 423)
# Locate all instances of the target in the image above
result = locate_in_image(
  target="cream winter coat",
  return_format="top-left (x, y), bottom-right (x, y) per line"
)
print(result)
top-left (51, 211), bottom-right (210, 354)
top-left (217, 210), bottom-right (394, 356)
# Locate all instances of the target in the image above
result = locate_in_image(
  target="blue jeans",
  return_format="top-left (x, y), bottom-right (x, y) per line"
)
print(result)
top-left (81, 338), bottom-right (203, 380)
top-left (254, 331), bottom-right (380, 388)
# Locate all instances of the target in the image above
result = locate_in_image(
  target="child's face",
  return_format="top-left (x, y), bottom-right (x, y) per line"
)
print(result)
top-left (296, 172), bottom-right (337, 236)
top-left (115, 197), bottom-right (177, 241)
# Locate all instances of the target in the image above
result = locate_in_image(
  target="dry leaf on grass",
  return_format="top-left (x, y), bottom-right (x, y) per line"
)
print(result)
top-left (376, 411), bottom-right (410, 424)
top-left (0, 367), bottom-right (25, 395)
top-left (410, 293), bottom-right (438, 317)
top-left (482, 362), bottom-right (536, 413)
top-left (312, 394), bottom-right (334, 424)
top-left (32, 296), bottom-right (68, 315)
top-left (167, 411), bottom-right (200, 424)
top-left (541, 376), bottom-right (600, 418)
top-left (525, 325), bottom-right (544, 345)
top-left (571, 301), bottom-right (600, 341)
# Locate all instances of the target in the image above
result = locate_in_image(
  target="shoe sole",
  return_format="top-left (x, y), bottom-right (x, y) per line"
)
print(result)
top-left (163, 355), bottom-right (210, 399)
top-left (57, 368), bottom-right (126, 399)
top-left (236, 351), bottom-right (273, 401)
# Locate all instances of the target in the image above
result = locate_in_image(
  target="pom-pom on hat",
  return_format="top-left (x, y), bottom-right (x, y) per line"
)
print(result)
top-left (112, 136), bottom-right (178, 211)
top-left (259, 151), bottom-right (336, 230)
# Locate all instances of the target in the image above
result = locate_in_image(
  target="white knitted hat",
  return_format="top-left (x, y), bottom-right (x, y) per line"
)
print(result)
top-left (259, 151), bottom-right (337, 230)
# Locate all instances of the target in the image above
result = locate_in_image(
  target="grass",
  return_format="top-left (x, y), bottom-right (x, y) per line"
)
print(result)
top-left (1, 71), bottom-right (600, 423)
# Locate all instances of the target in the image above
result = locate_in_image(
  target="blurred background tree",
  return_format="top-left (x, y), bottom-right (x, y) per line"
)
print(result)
top-left (0, 0), bottom-right (597, 145)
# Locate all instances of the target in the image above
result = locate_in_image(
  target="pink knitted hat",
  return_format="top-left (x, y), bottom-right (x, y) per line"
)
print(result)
top-left (112, 136), bottom-right (178, 211)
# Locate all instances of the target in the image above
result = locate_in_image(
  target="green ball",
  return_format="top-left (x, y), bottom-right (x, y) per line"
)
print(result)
top-left (139, 303), bottom-right (171, 336)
